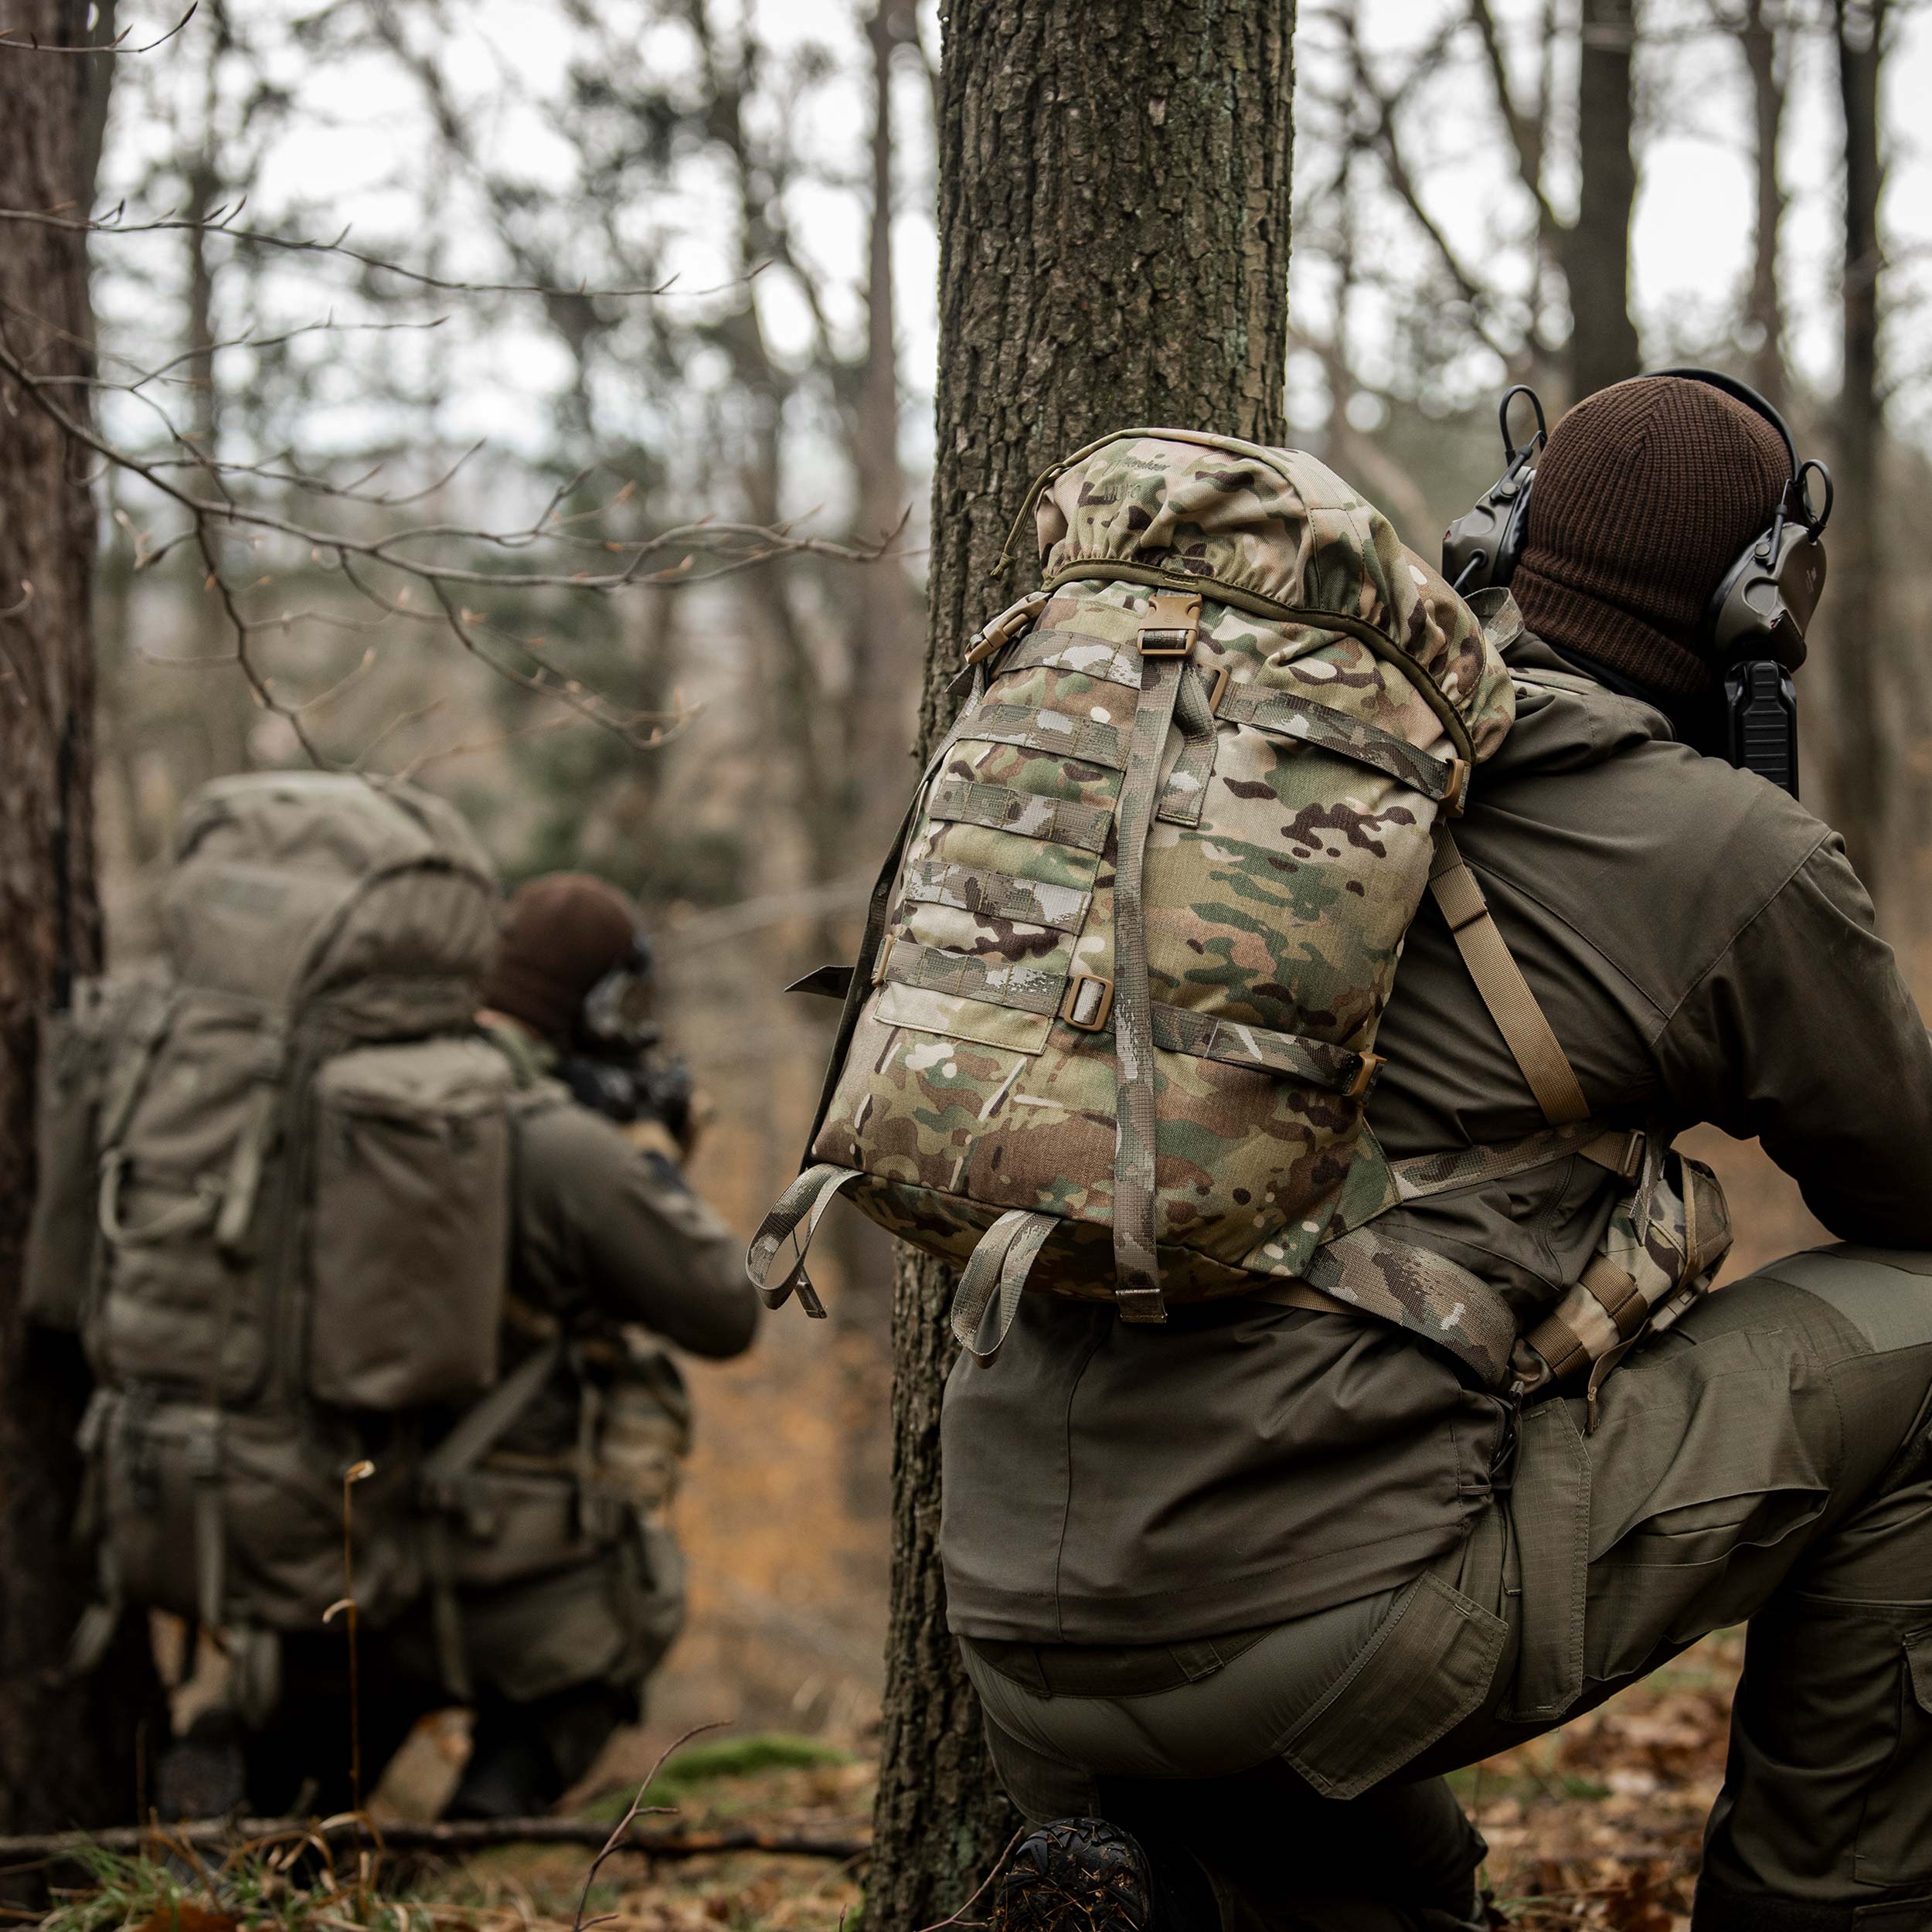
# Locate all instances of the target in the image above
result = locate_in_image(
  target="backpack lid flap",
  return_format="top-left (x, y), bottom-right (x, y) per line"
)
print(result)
top-left (162, 772), bottom-right (498, 1007)
top-left (1033, 430), bottom-right (1515, 764)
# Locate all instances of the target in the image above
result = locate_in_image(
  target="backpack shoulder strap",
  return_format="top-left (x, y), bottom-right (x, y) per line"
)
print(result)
top-left (1429, 829), bottom-right (1589, 1128)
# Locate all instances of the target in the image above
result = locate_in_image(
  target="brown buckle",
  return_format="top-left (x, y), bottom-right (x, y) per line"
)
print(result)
top-left (1342, 1051), bottom-right (1385, 1102)
top-left (1443, 757), bottom-right (1471, 818)
top-left (872, 933), bottom-right (897, 988)
top-left (1138, 590), bottom-right (1202, 658)
top-left (1059, 973), bottom-right (1114, 1032)
top-left (962, 592), bottom-right (1048, 668)
top-left (1206, 664), bottom-right (1233, 715)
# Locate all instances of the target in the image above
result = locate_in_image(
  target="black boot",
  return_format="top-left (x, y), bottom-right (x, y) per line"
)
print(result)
top-left (992, 1818), bottom-right (1219, 1932)
top-left (992, 1819), bottom-right (1155, 1932)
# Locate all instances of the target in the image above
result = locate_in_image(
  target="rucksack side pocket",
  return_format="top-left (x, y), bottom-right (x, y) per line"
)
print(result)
top-left (308, 1038), bottom-right (512, 1410)
top-left (24, 1007), bottom-right (107, 1332)
top-left (24, 978), bottom-right (165, 1332)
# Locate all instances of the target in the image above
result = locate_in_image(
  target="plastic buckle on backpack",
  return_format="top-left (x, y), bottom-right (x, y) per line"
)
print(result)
top-left (962, 591), bottom-right (1049, 666)
top-left (1207, 664), bottom-right (1233, 715)
top-left (1060, 974), bottom-right (1114, 1032)
top-left (1342, 1052), bottom-right (1386, 1102)
top-left (1444, 757), bottom-right (1471, 817)
top-left (1138, 591), bottom-right (1202, 657)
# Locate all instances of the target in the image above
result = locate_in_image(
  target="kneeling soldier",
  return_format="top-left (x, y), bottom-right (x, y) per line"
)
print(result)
top-left (932, 381), bottom-right (1932, 1930)
top-left (246, 872), bottom-right (757, 1818)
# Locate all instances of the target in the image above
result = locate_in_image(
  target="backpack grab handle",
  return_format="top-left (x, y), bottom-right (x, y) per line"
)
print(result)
top-left (97, 1152), bottom-right (222, 1247)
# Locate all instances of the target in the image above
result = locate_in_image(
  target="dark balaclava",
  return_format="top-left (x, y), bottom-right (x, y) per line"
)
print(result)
top-left (485, 872), bottom-right (643, 1050)
top-left (1512, 376), bottom-right (1791, 702)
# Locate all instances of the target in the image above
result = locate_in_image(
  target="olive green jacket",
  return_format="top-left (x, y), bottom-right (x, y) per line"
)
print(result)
top-left (481, 1019), bottom-right (757, 1458)
top-left (939, 634), bottom-right (1932, 1644)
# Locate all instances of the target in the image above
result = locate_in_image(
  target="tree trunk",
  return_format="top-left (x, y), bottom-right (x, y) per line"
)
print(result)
top-left (1566, 0), bottom-right (1642, 399)
top-left (1825, 0), bottom-right (1886, 896)
top-left (1736, 0), bottom-right (1790, 416)
top-left (866, 2), bottom-right (1294, 1920)
top-left (0, 0), bottom-right (161, 1839)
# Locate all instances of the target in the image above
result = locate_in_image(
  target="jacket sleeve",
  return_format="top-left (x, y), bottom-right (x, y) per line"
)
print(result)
top-left (522, 1101), bottom-right (760, 1359)
top-left (1654, 835), bottom-right (1932, 1246)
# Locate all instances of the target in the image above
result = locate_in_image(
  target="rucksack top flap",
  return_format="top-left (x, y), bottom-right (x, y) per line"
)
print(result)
top-left (162, 772), bottom-right (498, 1010)
top-left (1031, 430), bottom-right (1514, 765)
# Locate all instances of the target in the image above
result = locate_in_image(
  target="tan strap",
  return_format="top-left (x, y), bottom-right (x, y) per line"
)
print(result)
top-left (1524, 1308), bottom-right (1593, 1382)
top-left (1579, 1253), bottom-right (1650, 1340)
top-left (1523, 1256), bottom-right (1647, 1386)
top-left (1430, 831), bottom-right (1589, 1128)
top-left (1250, 1279), bottom-right (1362, 1320)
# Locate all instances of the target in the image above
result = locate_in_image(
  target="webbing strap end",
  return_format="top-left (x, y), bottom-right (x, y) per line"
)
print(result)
top-left (1114, 1284), bottom-right (1168, 1325)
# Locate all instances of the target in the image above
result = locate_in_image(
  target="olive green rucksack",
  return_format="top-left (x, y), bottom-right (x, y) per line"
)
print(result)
top-left (748, 431), bottom-right (1731, 1392)
top-left (26, 773), bottom-right (516, 1692)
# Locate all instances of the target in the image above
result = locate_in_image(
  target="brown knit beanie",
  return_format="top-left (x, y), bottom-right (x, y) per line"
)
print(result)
top-left (485, 873), bottom-right (645, 1048)
top-left (1512, 376), bottom-right (1792, 698)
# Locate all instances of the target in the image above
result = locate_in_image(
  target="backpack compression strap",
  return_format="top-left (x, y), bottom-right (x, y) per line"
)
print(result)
top-left (1109, 592), bottom-right (1203, 1325)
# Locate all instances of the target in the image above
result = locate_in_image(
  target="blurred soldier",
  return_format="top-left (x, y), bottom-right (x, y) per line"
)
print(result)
top-left (243, 872), bottom-right (757, 1819)
top-left (930, 380), bottom-right (1932, 1930)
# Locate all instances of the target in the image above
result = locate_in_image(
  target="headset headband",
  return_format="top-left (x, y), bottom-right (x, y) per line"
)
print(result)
top-left (1648, 366), bottom-right (1798, 478)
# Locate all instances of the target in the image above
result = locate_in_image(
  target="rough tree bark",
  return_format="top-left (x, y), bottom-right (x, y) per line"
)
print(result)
top-left (1825, 0), bottom-right (1886, 897)
top-left (866, 2), bottom-right (1295, 1921)
top-left (0, 1), bottom-right (162, 1838)
top-left (1566, 0), bottom-right (1642, 399)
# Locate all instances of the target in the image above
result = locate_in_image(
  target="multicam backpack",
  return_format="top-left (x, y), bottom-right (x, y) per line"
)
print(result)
top-left (749, 430), bottom-right (1730, 1393)
top-left (25, 773), bottom-right (515, 1689)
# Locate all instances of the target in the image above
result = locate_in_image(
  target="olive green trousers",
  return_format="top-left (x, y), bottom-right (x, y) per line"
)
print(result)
top-left (962, 1247), bottom-right (1932, 1932)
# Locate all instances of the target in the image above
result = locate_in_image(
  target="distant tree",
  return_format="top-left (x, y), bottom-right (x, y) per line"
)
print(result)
top-left (1567, 0), bottom-right (1642, 398)
top-left (0, 0), bottom-right (165, 1838)
top-left (866, 1), bottom-right (1297, 1920)
top-left (1825, 0), bottom-right (1889, 894)
top-left (1724, 0), bottom-right (1794, 413)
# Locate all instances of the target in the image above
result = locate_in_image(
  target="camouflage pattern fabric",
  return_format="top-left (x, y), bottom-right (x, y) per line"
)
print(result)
top-left (754, 431), bottom-right (1519, 1376)
top-left (1522, 1146), bottom-right (1733, 1393)
top-left (1302, 1224), bottom-right (1522, 1387)
top-left (927, 776), bottom-right (1113, 854)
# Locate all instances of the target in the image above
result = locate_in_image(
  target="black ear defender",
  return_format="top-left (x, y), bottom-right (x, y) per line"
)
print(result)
top-left (1653, 367), bottom-right (1832, 800)
top-left (1441, 386), bottom-right (1546, 596)
top-left (1442, 366), bottom-right (1832, 798)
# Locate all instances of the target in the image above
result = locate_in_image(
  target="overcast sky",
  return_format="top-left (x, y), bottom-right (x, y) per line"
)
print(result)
top-left (94, 1), bottom-right (1932, 465)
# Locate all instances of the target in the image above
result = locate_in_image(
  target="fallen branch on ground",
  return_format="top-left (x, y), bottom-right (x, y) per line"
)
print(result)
top-left (0, 1817), bottom-right (870, 1866)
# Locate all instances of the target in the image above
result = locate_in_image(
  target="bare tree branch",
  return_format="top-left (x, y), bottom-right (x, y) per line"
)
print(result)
top-left (0, 2), bottom-right (195, 54)
top-left (0, 203), bottom-right (759, 302)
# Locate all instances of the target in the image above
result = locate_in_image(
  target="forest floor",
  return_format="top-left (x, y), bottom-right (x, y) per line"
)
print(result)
top-left (36, 1629), bottom-right (1741, 1932)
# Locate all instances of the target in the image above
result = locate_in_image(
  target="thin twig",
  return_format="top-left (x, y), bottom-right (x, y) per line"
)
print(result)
top-left (0, 203), bottom-right (764, 302)
top-left (911, 1828), bottom-right (1026, 1932)
top-left (571, 1723), bottom-right (723, 1932)
top-left (0, 3), bottom-right (196, 54)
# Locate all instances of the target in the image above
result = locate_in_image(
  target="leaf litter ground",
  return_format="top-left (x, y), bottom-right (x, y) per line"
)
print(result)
top-left (28, 1633), bottom-right (1740, 1931)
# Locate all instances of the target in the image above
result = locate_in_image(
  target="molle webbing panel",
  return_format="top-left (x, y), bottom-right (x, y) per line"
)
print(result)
top-left (927, 777), bottom-right (1114, 854)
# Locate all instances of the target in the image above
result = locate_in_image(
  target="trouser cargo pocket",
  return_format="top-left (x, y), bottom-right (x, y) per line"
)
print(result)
top-left (1855, 1624), bottom-right (1932, 1887)
top-left (1281, 1569), bottom-right (1506, 1801)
